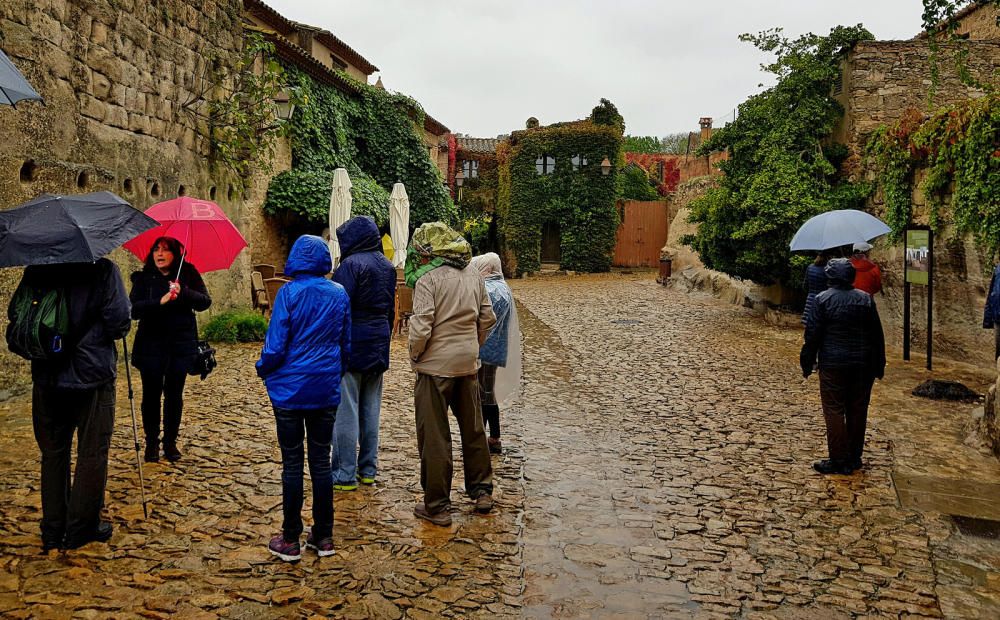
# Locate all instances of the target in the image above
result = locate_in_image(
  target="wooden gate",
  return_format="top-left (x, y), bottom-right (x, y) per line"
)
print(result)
top-left (613, 200), bottom-right (668, 267)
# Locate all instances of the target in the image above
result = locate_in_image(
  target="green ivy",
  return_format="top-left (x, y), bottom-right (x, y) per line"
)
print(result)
top-left (866, 95), bottom-right (1000, 257)
top-left (497, 101), bottom-right (623, 274)
top-left (202, 311), bottom-right (268, 343)
top-left (616, 163), bottom-right (660, 201)
top-left (685, 25), bottom-right (874, 288)
top-left (263, 66), bottom-right (457, 241)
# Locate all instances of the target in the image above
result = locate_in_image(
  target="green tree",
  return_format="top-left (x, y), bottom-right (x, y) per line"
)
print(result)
top-left (684, 25), bottom-right (874, 288)
top-left (622, 135), bottom-right (663, 153)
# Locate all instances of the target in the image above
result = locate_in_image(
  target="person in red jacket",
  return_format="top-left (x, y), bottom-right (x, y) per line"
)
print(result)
top-left (850, 242), bottom-right (882, 296)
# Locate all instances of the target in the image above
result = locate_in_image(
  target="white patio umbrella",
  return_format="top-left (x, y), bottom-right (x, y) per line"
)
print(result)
top-left (328, 168), bottom-right (352, 268)
top-left (389, 182), bottom-right (410, 268)
top-left (789, 209), bottom-right (891, 252)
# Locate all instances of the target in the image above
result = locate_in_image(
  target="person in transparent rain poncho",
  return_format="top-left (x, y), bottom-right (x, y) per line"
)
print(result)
top-left (469, 253), bottom-right (522, 454)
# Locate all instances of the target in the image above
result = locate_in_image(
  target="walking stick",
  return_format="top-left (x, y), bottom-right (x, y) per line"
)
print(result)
top-left (121, 338), bottom-right (149, 519)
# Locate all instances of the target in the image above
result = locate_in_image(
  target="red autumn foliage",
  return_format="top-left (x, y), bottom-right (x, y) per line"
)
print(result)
top-left (623, 153), bottom-right (682, 195)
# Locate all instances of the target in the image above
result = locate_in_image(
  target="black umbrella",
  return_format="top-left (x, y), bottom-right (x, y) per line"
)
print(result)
top-left (0, 191), bottom-right (158, 267)
top-left (0, 49), bottom-right (43, 107)
top-left (0, 190), bottom-right (157, 519)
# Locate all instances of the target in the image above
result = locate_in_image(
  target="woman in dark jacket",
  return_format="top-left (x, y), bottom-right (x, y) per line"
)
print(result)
top-left (130, 236), bottom-right (211, 463)
top-left (800, 258), bottom-right (885, 475)
top-left (802, 252), bottom-right (830, 325)
top-left (331, 216), bottom-right (396, 490)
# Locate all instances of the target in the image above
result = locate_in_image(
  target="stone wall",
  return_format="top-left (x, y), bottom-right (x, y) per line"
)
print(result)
top-left (833, 40), bottom-right (1000, 162)
top-left (830, 39), bottom-right (1000, 367)
top-left (955, 3), bottom-right (1000, 40)
top-left (0, 0), bottom-right (282, 396)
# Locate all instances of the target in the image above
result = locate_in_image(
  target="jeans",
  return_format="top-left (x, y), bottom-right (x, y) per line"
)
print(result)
top-left (333, 370), bottom-right (384, 484)
top-left (139, 367), bottom-right (187, 446)
top-left (32, 381), bottom-right (115, 546)
top-left (414, 373), bottom-right (493, 514)
top-left (818, 368), bottom-right (875, 465)
top-left (273, 406), bottom-right (336, 541)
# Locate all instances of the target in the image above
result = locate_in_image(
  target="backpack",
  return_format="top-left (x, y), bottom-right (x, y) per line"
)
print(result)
top-left (6, 280), bottom-right (71, 361)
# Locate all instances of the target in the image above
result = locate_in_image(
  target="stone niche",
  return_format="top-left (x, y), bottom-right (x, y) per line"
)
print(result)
top-left (0, 0), bottom-right (286, 396)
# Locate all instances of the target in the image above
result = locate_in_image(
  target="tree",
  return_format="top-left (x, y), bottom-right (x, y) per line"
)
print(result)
top-left (684, 25), bottom-right (874, 288)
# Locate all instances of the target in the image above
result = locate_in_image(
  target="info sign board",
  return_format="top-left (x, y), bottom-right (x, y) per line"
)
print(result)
top-left (905, 229), bottom-right (931, 286)
top-left (902, 226), bottom-right (933, 369)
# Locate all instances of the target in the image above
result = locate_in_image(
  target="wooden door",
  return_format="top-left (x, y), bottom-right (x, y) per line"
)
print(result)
top-left (613, 200), bottom-right (669, 267)
top-left (541, 221), bottom-right (561, 264)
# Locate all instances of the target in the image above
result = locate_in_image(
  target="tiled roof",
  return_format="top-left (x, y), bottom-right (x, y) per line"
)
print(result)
top-left (248, 25), bottom-right (361, 96)
top-left (293, 23), bottom-right (379, 75)
top-left (423, 112), bottom-right (449, 136)
top-left (244, 0), bottom-right (378, 75)
top-left (456, 137), bottom-right (500, 153)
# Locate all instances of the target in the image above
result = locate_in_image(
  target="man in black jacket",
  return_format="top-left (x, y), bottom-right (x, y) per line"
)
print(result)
top-left (15, 258), bottom-right (131, 551)
top-left (800, 258), bottom-right (886, 475)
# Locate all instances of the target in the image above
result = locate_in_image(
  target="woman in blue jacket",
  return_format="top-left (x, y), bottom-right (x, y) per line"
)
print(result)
top-left (256, 235), bottom-right (351, 562)
top-left (983, 264), bottom-right (1000, 360)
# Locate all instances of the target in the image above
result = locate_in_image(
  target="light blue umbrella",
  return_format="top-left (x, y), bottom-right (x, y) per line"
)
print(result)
top-left (789, 209), bottom-right (891, 251)
top-left (0, 49), bottom-right (43, 107)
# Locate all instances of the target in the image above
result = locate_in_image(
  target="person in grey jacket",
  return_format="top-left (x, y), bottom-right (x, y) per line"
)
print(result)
top-left (800, 258), bottom-right (885, 475)
top-left (11, 259), bottom-right (131, 551)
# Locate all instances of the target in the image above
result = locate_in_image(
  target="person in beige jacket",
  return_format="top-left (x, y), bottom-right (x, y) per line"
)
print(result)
top-left (408, 235), bottom-right (496, 527)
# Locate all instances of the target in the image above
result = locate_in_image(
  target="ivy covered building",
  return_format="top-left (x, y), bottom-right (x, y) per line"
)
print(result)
top-left (494, 100), bottom-right (625, 275)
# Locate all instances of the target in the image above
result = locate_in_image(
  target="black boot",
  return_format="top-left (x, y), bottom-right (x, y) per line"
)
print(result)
top-left (65, 521), bottom-right (113, 549)
top-left (163, 441), bottom-right (181, 462)
top-left (144, 439), bottom-right (159, 463)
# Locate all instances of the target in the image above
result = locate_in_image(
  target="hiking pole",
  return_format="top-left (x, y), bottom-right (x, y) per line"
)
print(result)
top-left (121, 338), bottom-right (149, 519)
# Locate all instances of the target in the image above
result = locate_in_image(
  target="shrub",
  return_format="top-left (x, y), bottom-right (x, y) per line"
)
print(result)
top-left (203, 311), bottom-right (268, 343)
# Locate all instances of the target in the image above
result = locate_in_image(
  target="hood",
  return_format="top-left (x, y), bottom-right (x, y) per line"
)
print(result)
top-left (285, 234), bottom-right (332, 277)
top-left (824, 258), bottom-right (856, 289)
top-left (336, 216), bottom-right (382, 259)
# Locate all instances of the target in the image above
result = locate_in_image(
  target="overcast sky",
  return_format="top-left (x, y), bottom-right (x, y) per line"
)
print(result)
top-left (265, 0), bottom-right (925, 138)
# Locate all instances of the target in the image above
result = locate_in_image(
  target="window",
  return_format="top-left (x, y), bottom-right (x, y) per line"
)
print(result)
top-left (330, 54), bottom-right (348, 71)
top-left (571, 155), bottom-right (588, 171)
top-left (462, 159), bottom-right (479, 178)
top-left (535, 155), bottom-right (555, 175)
top-left (657, 161), bottom-right (665, 182)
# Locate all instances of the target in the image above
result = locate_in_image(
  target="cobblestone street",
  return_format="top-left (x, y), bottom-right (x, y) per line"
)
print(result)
top-left (1, 273), bottom-right (999, 618)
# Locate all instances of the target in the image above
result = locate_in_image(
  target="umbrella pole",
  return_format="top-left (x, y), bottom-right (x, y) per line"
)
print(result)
top-left (121, 339), bottom-right (149, 519)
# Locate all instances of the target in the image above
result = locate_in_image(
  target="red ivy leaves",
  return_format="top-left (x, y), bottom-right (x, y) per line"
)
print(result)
top-left (623, 153), bottom-right (682, 195)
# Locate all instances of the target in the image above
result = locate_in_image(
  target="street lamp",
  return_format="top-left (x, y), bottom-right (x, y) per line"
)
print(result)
top-left (273, 90), bottom-right (296, 122)
top-left (455, 169), bottom-right (464, 202)
top-left (600, 157), bottom-right (612, 176)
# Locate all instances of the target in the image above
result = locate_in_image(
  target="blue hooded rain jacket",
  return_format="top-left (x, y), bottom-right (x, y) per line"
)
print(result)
top-left (256, 235), bottom-right (351, 409)
top-left (333, 216), bottom-right (397, 373)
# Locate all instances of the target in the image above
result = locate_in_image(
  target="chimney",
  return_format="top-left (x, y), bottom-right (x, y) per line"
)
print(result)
top-left (699, 117), bottom-right (713, 144)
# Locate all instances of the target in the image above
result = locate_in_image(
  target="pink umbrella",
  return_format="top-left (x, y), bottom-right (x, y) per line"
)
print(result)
top-left (123, 197), bottom-right (247, 273)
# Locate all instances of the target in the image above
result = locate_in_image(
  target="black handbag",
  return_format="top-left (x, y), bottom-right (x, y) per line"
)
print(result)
top-left (189, 340), bottom-right (217, 380)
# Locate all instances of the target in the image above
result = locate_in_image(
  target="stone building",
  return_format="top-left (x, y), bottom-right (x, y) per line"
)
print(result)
top-left (0, 0), bottom-right (259, 394)
top-left (826, 19), bottom-right (1000, 365)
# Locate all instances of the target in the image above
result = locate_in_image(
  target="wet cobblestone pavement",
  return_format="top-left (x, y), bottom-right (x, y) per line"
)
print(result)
top-left (1, 272), bottom-right (999, 618)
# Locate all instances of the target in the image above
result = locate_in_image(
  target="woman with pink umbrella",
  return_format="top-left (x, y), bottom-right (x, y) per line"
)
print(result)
top-left (124, 197), bottom-right (247, 462)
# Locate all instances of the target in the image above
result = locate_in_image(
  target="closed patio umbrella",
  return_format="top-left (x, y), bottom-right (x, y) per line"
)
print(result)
top-left (0, 49), bottom-right (44, 107)
top-left (389, 182), bottom-right (410, 268)
top-left (328, 168), bottom-right (352, 268)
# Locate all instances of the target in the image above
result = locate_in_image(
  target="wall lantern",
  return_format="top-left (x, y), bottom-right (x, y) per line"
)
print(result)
top-left (454, 169), bottom-right (464, 202)
top-left (600, 157), bottom-right (612, 176)
top-left (273, 90), bottom-right (296, 122)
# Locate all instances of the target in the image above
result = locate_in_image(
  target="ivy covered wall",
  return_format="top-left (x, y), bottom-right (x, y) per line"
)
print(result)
top-left (497, 100), bottom-right (624, 275)
top-left (263, 67), bottom-right (456, 240)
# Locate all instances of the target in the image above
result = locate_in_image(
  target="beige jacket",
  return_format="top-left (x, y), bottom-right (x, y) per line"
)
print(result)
top-left (409, 265), bottom-right (496, 377)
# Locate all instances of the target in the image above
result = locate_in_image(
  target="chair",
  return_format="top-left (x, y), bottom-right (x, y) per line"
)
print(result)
top-left (393, 285), bottom-right (414, 335)
top-left (253, 264), bottom-right (276, 280)
top-left (264, 277), bottom-right (290, 310)
top-left (251, 271), bottom-right (269, 315)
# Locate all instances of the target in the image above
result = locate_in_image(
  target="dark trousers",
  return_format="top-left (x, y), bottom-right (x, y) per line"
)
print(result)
top-left (273, 406), bottom-right (336, 541)
top-left (32, 381), bottom-right (115, 546)
top-left (478, 364), bottom-right (500, 439)
top-left (414, 373), bottom-right (493, 514)
top-left (994, 326), bottom-right (999, 361)
top-left (818, 368), bottom-right (875, 465)
top-left (139, 368), bottom-right (187, 446)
